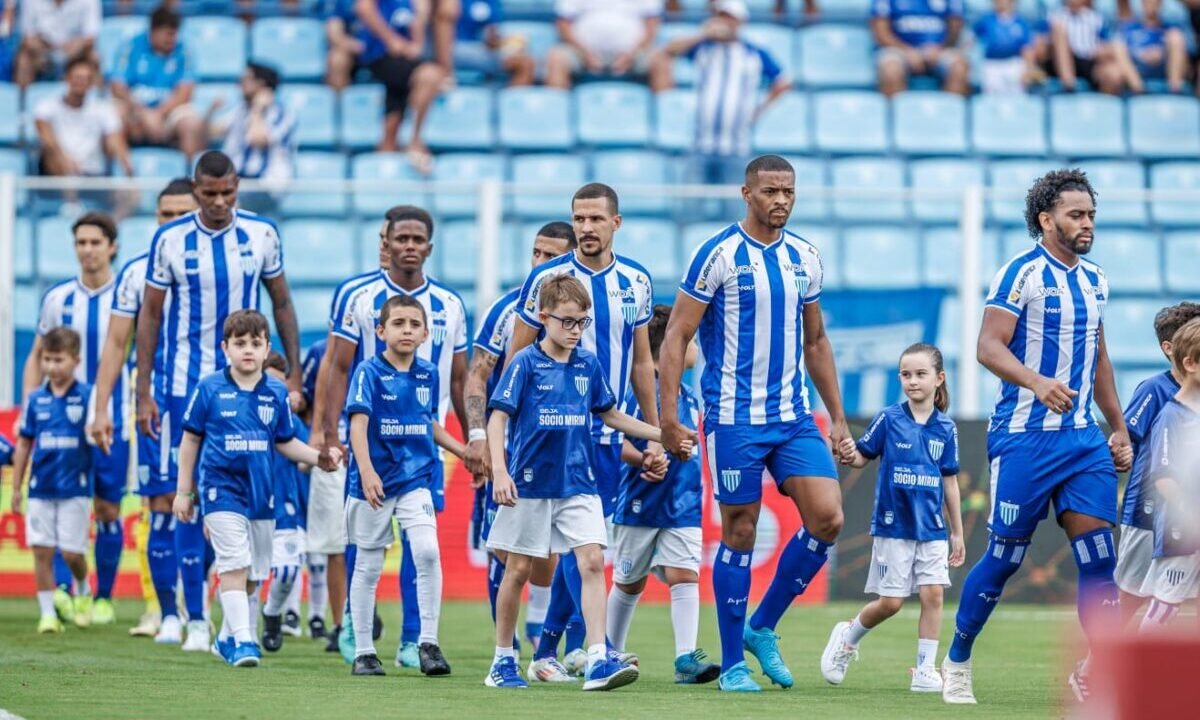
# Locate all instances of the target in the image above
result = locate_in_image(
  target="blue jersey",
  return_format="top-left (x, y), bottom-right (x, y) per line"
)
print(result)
top-left (1120, 371), bottom-right (1180, 530)
top-left (871, 0), bottom-right (963, 47)
top-left (613, 381), bottom-right (702, 529)
top-left (1121, 20), bottom-right (1175, 65)
top-left (474, 287), bottom-right (521, 400)
top-left (973, 11), bottom-right (1034, 60)
top-left (857, 402), bottom-right (959, 541)
top-left (1145, 399), bottom-right (1200, 558)
top-left (113, 251), bottom-right (171, 399)
top-left (346, 355), bottom-right (441, 500)
top-left (182, 369), bottom-right (297, 519)
top-left (681, 223), bottom-right (824, 426)
top-left (690, 39), bottom-right (783, 157)
top-left (489, 344), bottom-right (617, 499)
top-left (359, 0), bottom-right (417, 64)
top-left (318, 0), bottom-right (358, 23)
top-left (112, 32), bottom-right (194, 109)
top-left (301, 338), bottom-right (326, 409)
top-left (458, 0), bottom-right (501, 41)
top-left (985, 243), bottom-right (1108, 434)
top-left (19, 382), bottom-right (93, 500)
top-left (273, 421), bottom-right (310, 530)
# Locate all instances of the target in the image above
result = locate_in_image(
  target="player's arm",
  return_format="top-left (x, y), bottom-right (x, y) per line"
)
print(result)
top-left (504, 320), bottom-right (539, 370)
top-left (136, 285), bottom-right (168, 438)
top-left (263, 274), bottom-right (306, 410)
top-left (486, 409), bottom-right (517, 506)
top-left (463, 347), bottom-right (498, 477)
top-left (319, 337), bottom-right (357, 455)
top-left (978, 307), bottom-right (1077, 414)
top-left (172, 430), bottom-right (202, 522)
top-left (802, 300), bottom-right (852, 450)
top-left (599, 407), bottom-right (681, 448)
top-left (943, 474), bottom-right (965, 566)
top-left (659, 292), bottom-right (705, 457)
top-left (20, 335), bottom-right (44, 400)
top-left (308, 331), bottom-right (335, 449)
top-left (276, 437), bottom-right (337, 471)
top-left (8, 437), bottom-right (31, 513)
top-left (433, 421), bottom-right (468, 461)
top-left (1092, 325), bottom-right (1133, 471)
top-left (620, 438), bottom-right (643, 466)
top-left (450, 349), bottom-right (469, 438)
top-left (91, 314), bottom-right (135, 453)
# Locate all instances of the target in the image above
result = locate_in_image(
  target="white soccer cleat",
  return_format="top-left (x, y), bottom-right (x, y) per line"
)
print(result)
top-left (182, 620), bottom-right (211, 652)
top-left (910, 665), bottom-right (944, 693)
top-left (820, 621), bottom-right (858, 685)
top-left (1068, 661), bottom-right (1090, 703)
top-left (154, 615), bottom-right (183, 645)
top-left (129, 611), bottom-right (161, 638)
top-left (941, 658), bottom-right (977, 705)
top-left (527, 657), bottom-right (577, 683)
top-left (562, 648), bottom-right (588, 677)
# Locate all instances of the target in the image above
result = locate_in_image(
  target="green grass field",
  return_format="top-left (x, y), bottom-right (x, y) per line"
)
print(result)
top-left (0, 599), bottom-right (1079, 719)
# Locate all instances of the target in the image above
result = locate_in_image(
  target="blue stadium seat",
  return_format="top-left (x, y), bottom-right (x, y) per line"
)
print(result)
top-left (36, 216), bottom-right (78, 280)
top-left (1000, 227), bottom-right (1038, 264)
top-left (841, 226), bottom-right (921, 288)
top-left (437, 220), bottom-right (479, 287)
top-left (22, 82), bottom-right (61, 141)
top-left (741, 24), bottom-right (797, 80)
top-left (575, 83), bottom-right (651, 147)
top-left (819, 0), bottom-right (873, 17)
top-left (1104, 299), bottom-right (1167, 364)
top-left (497, 21), bottom-right (559, 59)
top-left (795, 226), bottom-right (841, 289)
top-left (117, 216), bottom-right (159, 260)
top-left (191, 83), bottom-right (241, 129)
top-left (182, 16), bottom-right (247, 81)
top-left (278, 84), bottom-right (336, 148)
top-left (592, 150), bottom-right (671, 215)
top-left (1128, 96), bottom-right (1200, 159)
top-left (424, 87), bottom-right (496, 151)
top-left (654, 89), bottom-right (696, 151)
top-left (358, 220), bottom-right (386, 275)
top-left (511, 154), bottom-right (586, 218)
top-left (280, 152), bottom-right (349, 217)
top-left (1150, 161), bottom-right (1200, 227)
top-left (615, 219), bottom-right (679, 287)
top-left (290, 286), bottom-right (341, 333)
top-left (782, 156), bottom-right (828, 220)
top-left (814, 91), bottom-right (888, 153)
top-left (15, 283), bottom-right (40, 331)
top-left (1077, 160), bottom-right (1147, 226)
top-left (910, 158), bottom-right (983, 223)
top-left (937, 296), bottom-right (960, 362)
top-left (351, 152), bottom-right (429, 215)
top-left (339, 85), bottom-right (384, 149)
top-left (1080, 229), bottom-right (1161, 292)
top-left (0, 149), bottom-right (29, 204)
top-left (0, 84), bottom-right (20, 145)
top-left (502, 222), bottom-right (530, 286)
top-left (14, 217), bottom-right (33, 280)
top-left (499, 88), bottom-right (573, 150)
top-left (988, 159), bottom-right (1059, 222)
top-left (921, 227), bottom-right (996, 290)
top-left (1164, 232), bottom-right (1200, 293)
top-left (831, 157), bottom-right (907, 221)
top-left (129, 148), bottom-right (188, 213)
top-left (432, 153), bottom-right (507, 218)
top-left (680, 221), bottom-right (730, 257)
top-left (1049, 94), bottom-right (1127, 158)
top-left (892, 91), bottom-right (967, 155)
top-left (971, 94), bottom-right (1047, 156)
top-left (251, 18), bottom-right (325, 81)
top-left (798, 25), bottom-right (874, 89)
top-left (751, 92), bottom-right (810, 153)
top-left (99, 16), bottom-right (146, 75)
top-left (281, 220), bottom-right (360, 283)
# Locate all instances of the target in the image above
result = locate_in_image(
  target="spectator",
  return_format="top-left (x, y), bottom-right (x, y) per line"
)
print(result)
top-left (355, 0), bottom-right (446, 172)
top-left (454, 0), bottom-right (535, 85)
top-left (545, 0), bottom-right (663, 89)
top-left (1, 0), bottom-right (17, 82)
top-left (14, 0), bottom-right (100, 87)
top-left (321, 0), bottom-right (364, 91)
top-left (1117, 0), bottom-right (1188, 93)
top-left (35, 55), bottom-right (132, 177)
top-left (870, 0), bottom-right (969, 96)
top-left (210, 62), bottom-right (297, 210)
top-left (110, 6), bottom-right (205, 158)
top-left (772, 0), bottom-right (820, 19)
top-left (973, 0), bottom-right (1041, 94)
top-left (1045, 0), bottom-right (1132, 94)
top-left (433, 0), bottom-right (460, 72)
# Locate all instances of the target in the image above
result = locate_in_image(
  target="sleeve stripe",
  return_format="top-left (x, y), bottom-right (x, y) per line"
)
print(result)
top-left (678, 284), bottom-right (713, 303)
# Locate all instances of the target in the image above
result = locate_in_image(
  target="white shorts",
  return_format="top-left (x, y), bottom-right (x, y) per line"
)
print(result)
top-left (306, 465), bottom-right (347, 555)
top-left (344, 488), bottom-right (436, 551)
top-left (982, 57), bottom-right (1026, 95)
top-left (611, 525), bottom-right (702, 584)
top-left (864, 537), bottom-right (951, 598)
top-left (25, 497), bottom-right (90, 554)
top-left (204, 511), bottom-right (274, 581)
top-left (1115, 525), bottom-right (1155, 597)
top-left (272, 527), bottom-right (306, 568)
top-left (486, 494), bottom-right (607, 559)
top-left (1138, 552), bottom-right (1200, 605)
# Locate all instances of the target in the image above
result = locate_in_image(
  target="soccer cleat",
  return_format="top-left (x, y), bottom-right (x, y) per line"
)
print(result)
top-left (582, 658), bottom-right (639, 691)
top-left (283, 609), bottom-right (302, 637)
top-left (1068, 661), bottom-right (1090, 703)
top-left (308, 615), bottom-right (327, 639)
top-left (72, 595), bottom-right (92, 628)
top-left (352, 653), bottom-right (387, 676)
top-left (230, 641), bottom-right (262, 667)
top-left (718, 661), bottom-right (763, 692)
top-left (941, 658), bottom-right (977, 705)
top-left (338, 622), bottom-right (356, 664)
top-left (910, 665), bottom-right (944, 693)
top-left (673, 649), bottom-right (721, 684)
top-left (612, 650), bottom-right (639, 667)
top-left (419, 643), bottom-right (452, 676)
top-left (562, 648), bottom-right (588, 677)
top-left (53, 588), bottom-right (73, 622)
top-left (396, 641), bottom-right (421, 668)
top-left (38, 615), bottom-right (64, 634)
top-left (820, 621), bottom-right (858, 685)
top-left (90, 599), bottom-right (116, 625)
top-left (129, 611), bottom-right (161, 637)
top-left (527, 657), bottom-right (576, 683)
top-left (486, 656), bottom-right (528, 688)
top-left (262, 613), bottom-right (284, 652)
top-left (155, 615), bottom-right (183, 644)
top-left (372, 610), bottom-right (384, 641)
top-left (211, 637), bottom-right (235, 665)
top-left (324, 625), bottom-right (341, 652)
top-left (743, 625), bottom-right (793, 688)
top-left (182, 620), bottom-right (210, 652)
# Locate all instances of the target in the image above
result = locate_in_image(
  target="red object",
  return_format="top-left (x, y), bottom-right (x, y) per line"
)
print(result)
top-left (1092, 630), bottom-right (1200, 719)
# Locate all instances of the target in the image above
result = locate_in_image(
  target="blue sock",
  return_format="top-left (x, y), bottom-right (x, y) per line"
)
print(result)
top-left (949, 535), bottom-right (1029, 662)
top-left (559, 552), bottom-right (587, 653)
top-left (714, 543), bottom-right (753, 671)
top-left (535, 561), bottom-right (573, 660)
top-left (487, 554), bottom-right (505, 623)
top-left (94, 520), bottom-right (123, 600)
top-left (1072, 528), bottom-right (1119, 643)
top-left (53, 551), bottom-right (72, 592)
top-left (749, 528), bottom-right (831, 631)
top-left (148, 512), bottom-right (178, 618)
top-left (175, 517), bottom-right (207, 620)
top-left (400, 533), bottom-right (419, 644)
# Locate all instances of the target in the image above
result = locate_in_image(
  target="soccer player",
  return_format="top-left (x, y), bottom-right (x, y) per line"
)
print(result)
top-left (606, 304), bottom-right (720, 685)
top-left (22, 212), bottom-right (124, 627)
top-left (10, 328), bottom-right (93, 633)
top-left (1114, 302), bottom-right (1200, 627)
top-left (90, 178), bottom-right (197, 640)
top-left (299, 338), bottom-right (331, 640)
top-left (658, 155), bottom-right (851, 692)
top-left (173, 311), bottom-right (336, 668)
top-left (484, 275), bottom-right (687, 690)
top-left (824, 343), bottom-right (964, 692)
top-left (942, 169), bottom-right (1133, 705)
top-left (135, 150), bottom-right (306, 651)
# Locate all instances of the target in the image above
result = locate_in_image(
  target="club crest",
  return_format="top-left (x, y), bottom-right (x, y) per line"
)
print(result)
top-left (416, 386), bottom-right (431, 408)
top-left (257, 404), bottom-right (276, 425)
top-left (574, 376), bottom-right (589, 396)
top-left (721, 469), bottom-right (741, 493)
top-left (928, 439), bottom-right (945, 462)
top-left (66, 404), bottom-right (84, 424)
top-left (621, 302), bottom-right (638, 325)
top-left (998, 500), bottom-right (1020, 527)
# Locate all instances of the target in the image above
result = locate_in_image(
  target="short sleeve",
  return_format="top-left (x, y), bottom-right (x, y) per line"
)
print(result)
top-left (301, 345), bottom-right (322, 402)
top-left (680, 240), bottom-right (728, 303)
top-left (331, 291), bottom-right (363, 344)
top-left (178, 46), bottom-right (196, 84)
top-left (489, 354), bottom-right (526, 416)
top-left (473, 296), bottom-right (510, 357)
top-left (0, 434), bottom-right (14, 465)
top-left (634, 275), bottom-right (654, 328)
top-left (590, 360), bottom-right (617, 414)
top-left (181, 383), bottom-right (209, 435)
top-left (98, 101), bottom-right (122, 135)
top-left (82, 0), bottom-right (102, 36)
top-left (146, 227), bottom-right (176, 290)
top-left (18, 397), bottom-right (37, 439)
top-left (111, 260), bottom-right (143, 317)
top-left (804, 246), bottom-right (824, 304)
top-left (345, 365), bottom-right (375, 417)
top-left (1145, 418), bottom-right (1176, 486)
top-left (855, 411), bottom-right (888, 460)
top-left (260, 222), bottom-right (285, 279)
top-left (985, 258), bottom-right (1034, 317)
top-left (33, 97), bottom-right (56, 123)
top-left (515, 268), bottom-right (551, 330)
top-left (758, 47), bottom-right (783, 83)
top-left (35, 291), bottom-right (60, 337)
top-left (274, 396), bottom-right (297, 443)
top-left (940, 423), bottom-right (960, 476)
top-left (1123, 381), bottom-right (1161, 447)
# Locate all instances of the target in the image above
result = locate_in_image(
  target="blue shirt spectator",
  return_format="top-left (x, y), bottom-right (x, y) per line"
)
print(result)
top-left (358, 0), bottom-right (418, 65)
top-left (973, 6), bottom-right (1034, 60)
top-left (112, 31), bottom-right (193, 109)
top-left (871, 0), bottom-right (969, 96)
top-left (1118, 0), bottom-right (1187, 91)
top-left (871, 0), bottom-right (964, 48)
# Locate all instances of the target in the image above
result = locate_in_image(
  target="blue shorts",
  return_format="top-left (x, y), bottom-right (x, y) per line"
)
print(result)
top-left (478, 482), bottom-right (497, 545)
top-left (593, 442), bottom-right (623, 517)
top-left (987, 425), bottom-right (1117, 538)
top-left (92, 436), bottom-right (130, 503)
top-left (137, 395), bottom-right (188, 497)
top-left (706, 417), bottom-right (838, 506)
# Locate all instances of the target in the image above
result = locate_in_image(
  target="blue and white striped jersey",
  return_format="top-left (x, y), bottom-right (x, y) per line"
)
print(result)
top-left (690, 39), bottom-right (783, 157)
top-left (221, 102), bottom-right (297, 183)
top-left (680, 223), bottom-right (824, 426)
top-left (473, 287), bottom-right (521, 400)
top-left (985, 243), bottom-right (1109, 434)
top-left (515, 252), bottom-right (654, 445)
top-left (145, 210), bottom-right (285, 399)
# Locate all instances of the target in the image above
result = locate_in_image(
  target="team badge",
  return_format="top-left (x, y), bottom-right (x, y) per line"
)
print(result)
top-left (423, 503), bottom-right (435, 517)
top-left (621, 558), bottom-right (633, 576)
top-left (208, 487), bottom-right (218, 502)
top-left (258, 404), bottom-right (276, 425)
top-left (621, 302), bottom-right (638, 326)
top-left (883, 511), bottom-right (894, 525)
top-left (1167, 568), bottom-right (1186, 587)
top-left (431, 321), bottom-right (447, 345)
top-left (66, 404), bottom-right (84, 424)
top-left (928, 439), bottom-right (945, 462)
top-left (877, 563), bottom-right (888, 580)
top-left (574, 376), bottom-right (589, 396)
top-left (998, 501), bottom-right (1020, 527)
top-left (721, 469), bottom-right (742, 493)
top-left (631, 499), bottom-right (642, 514)
top-left (416, 386), bottom-right (431, 408)
top-left (794, 272), bottom-right (809, 297)
top-left (523, 468), bottom-right (534, 483)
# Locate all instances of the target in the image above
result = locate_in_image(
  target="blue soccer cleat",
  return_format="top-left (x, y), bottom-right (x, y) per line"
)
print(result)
top-left (718, 661), bottom-right (762, 692)
top-left (230, 641), bottom-right (262, 667)
top-left (339, 621), bottom-right (356, 665)
top-left (211, 637), bottom-right (235, 665)
top-left (674, 649), bottom-right (721, 684)
top-left (582, 659), bottom-right (639, 691)
top-left (395, 641), bottom-right (420, 668)
top-left (484, 656), bottom-right (528, 689)
top-left (743, 625), bottom-right (794, 688)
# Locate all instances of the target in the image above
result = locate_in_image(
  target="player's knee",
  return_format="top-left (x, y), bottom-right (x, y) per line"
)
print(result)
top-left (94, 501), bottom-right (120, 522)
top-left (878, 596), bottom-right (905, 616)
top-left (574, 547), bottom-right (605, 577)
top-left (807, 506), bottom-right (844, 541)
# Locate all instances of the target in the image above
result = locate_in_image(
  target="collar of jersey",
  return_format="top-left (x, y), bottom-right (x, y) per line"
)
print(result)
top-left (375, 353), bottom-right (418, 374)
top-left (1036, 242), bottom-right (1080, 273)
top-left (222, 367), bottom-right (270, 393)
top-left (42, 378), bottom-right (81, 398)
top-left (735, 222), bottom-right (786, 250)
top-left (901, 400), bottom-right (938, 426)
top-left (533, 342), bottom-right (578, 365)
top-left (192, 213), bottom-right (236, 238)
top-left (569, 252), bottom-right (615, 277)
top-left (380, 269), bottom-right (430, 297)
top-left (74, 274), bottom-right (116, 298)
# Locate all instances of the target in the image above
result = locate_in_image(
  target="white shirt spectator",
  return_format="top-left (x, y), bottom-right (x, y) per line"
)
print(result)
top-left (18, 0), bottom-right (101, 50)
top-left (34, 92), bottom-right (121, 176)
top-left (555, 0), bottom-right (662, 57)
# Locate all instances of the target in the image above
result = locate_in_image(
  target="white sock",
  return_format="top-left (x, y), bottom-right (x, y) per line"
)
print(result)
top-left (494, 645), bottom-right (515, 664)
top-left (286, 571), bottom-right (303, 617)
top-left (606, 587), bottom-right (641, 653)
top-left (351, 546), bottom-right (384, 657)
top-left (587, 643), bottom-right (606, 671)
top-left (526, 582), bottom-right (551, 625)
top-left (265, 566), bottom-right (298, 616)
top-left (408, 525), bottom-right (443, 646)
top-left (74, 573), bottom-right (91, 597)
top-left (917, 639), bottom-right (938, 669)
top-left (219, 611), bottom-right (232, 641)
top-left (37, 590), bottom-right (56, 618)
top-left (669, 583), bottom-right (700, 658)
top-left (247, 588), bottom-right (260, 640)
top-left (308, 557), bottom-right (328, 620)
top-left (845, 615), bottom-right (870, 647)
top-left (220, 590), bottom-right (252, 643)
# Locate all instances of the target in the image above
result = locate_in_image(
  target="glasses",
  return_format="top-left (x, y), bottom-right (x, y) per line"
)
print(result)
top-left (547, 314), bottom-right (592, 331)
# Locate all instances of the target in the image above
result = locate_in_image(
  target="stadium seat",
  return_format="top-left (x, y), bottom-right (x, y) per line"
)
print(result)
top-left (741, 24), bottom-right (797, 80)
top-left (424, 87), bottom-right (496, 150)
top-left (680, 221), bottom-right (730, 256)
top-left (921, 227), bottom-right (996, 290)
top-left (511, 153), bottom-right (586, 218)
top-left (795, 225), bottom-right (841, 289)
top-left (615, 219), bottom-right (680, 287)
top-left (290, 286), bottom-right (341, 333)
top-left (575, 83), bottom-right (651, 147)
top-left (117, 216), bottom-right (159, 260)
top-left (1077, 160), bottom-right (1147, 226)
top-left (936, 296), bottom-right (960, 361)
top-left (814, 91), bottom-right (888, 153)
top-left (0, 83), bottom-right (20, 145)
top-left (0, 148), bottom-right (29, 203)
top-left (15, 283), bottom-right (40, 331)
top-left (1164, 232), bottom-right (1200, 293)
top-left (988, 159), bottom-right (1059, 223)
top-left (182, 16), bottom-right (247, 81)
top-left (830, 157), bottom-right (907, 221)
top-left (1128, 96), bottom-right (1200, 159)
top-left (498, 87), bottom-right (573, 150)
top-left (1049, 94), bottom-right (1127, 158)
top-left (431, 153), bottom-right (507, 218)
top-left (782, 156), bottom-right (829, 220)
top-left (909, 158), bottom-right (984, 224)
top-left (751, 92), bottom-right (811, 154)
top-left (281, 220), bottom-right (360, 283)
top-left (1000, 227), bottom-right (1040, 265)
top-left (36, 216), bottom-right (78, 280)
top-left (971, 94), bottom-right (1048, 156)
top-left (339, 85), bottom-right (384, 149)
top-left (1149, 161), bottom-right (1200, 227)
top-left (278, 84), bottom-right (337, 148)
top-left (358, 220), bottom-right (386, 275)
top-left (501, 222), bottom-right (529, 285)
top-left (251, 18), bottom-right (325, 81)
top-left (892, 92), bottom-right (967, 155)
top-left (841, 226), bottom-right (921, 288)
top-left (818, 0), bottom-right (873, 17)
top-left (279, 152), bottom-right (349, 217)
top-left (99, 16), bottom-right (146, 74)
top-left (191, 82), bottom-right (241, 129)
top-left (1104, 299), bottom-right (1167, 364)
top-left (437, 220), bottom-right (479, 287)
top-left (496, 21), bottom-right (559, 59)
top-left (654, 89), bottom-right (696, 151)
top-left (129, 147), bottom-right (188, 213)
top-left (591, 150), bottom-right (671, 215)
top-left (351, 152), bottom-right (429, 215)
top-left (797, 24), bottom-right (874, 89)
top-left (1085, 229), bottom-right (1163, 292)
top-left (14, 217), bottom-right (33, 280)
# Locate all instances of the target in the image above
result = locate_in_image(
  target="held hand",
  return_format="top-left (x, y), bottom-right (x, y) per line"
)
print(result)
top-left (173, 493), bottom-right (194, 523)
top-left (828, 418), bottom-right (852, 459)
top-left (362, 472), bottom-right (385, 509)
top-left (471, 473), bottom-right (487, 489)
top-left (137, 392), bottom-right (161, 440)
top-left (493, 473), bottom-right (518, 507)
top-left (90, 407), bottom-right (114, 455)
top-left (1108, 430), bottom-right (1134, 473)
top-left (464, 439), bottom-right (492, 479)
top-left (1032, 376), bottom-right (1078, 415)
top-left (318, 446), bottom-right (342, 472)
top-left (640, 449), bottom-right (668, 482)
top-left (660, 419), bottom-right (689, 459)
top-left (837, 437), bottom-right (857, 464)
top-left (949, 533), bottom-right (965, 567)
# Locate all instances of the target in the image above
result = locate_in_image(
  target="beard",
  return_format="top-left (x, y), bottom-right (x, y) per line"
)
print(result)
top-left (1055, 223), bottom-right (1093, 255)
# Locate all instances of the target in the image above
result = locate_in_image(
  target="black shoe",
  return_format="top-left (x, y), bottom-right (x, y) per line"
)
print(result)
top-left (325, 625), bottom-right (342, 653)
top-left (351, 653), bottom-right (386, 676)
top-left (262, 613), bottom-right (284, 652)
top-left (284, 609), bottom-right (301, 636)
top-left (372, 611), bottom-right (384, 641)
top-left (309, 615), bottom-right (327, 640)
top-left (419, 643), bottom-right (451, 676)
